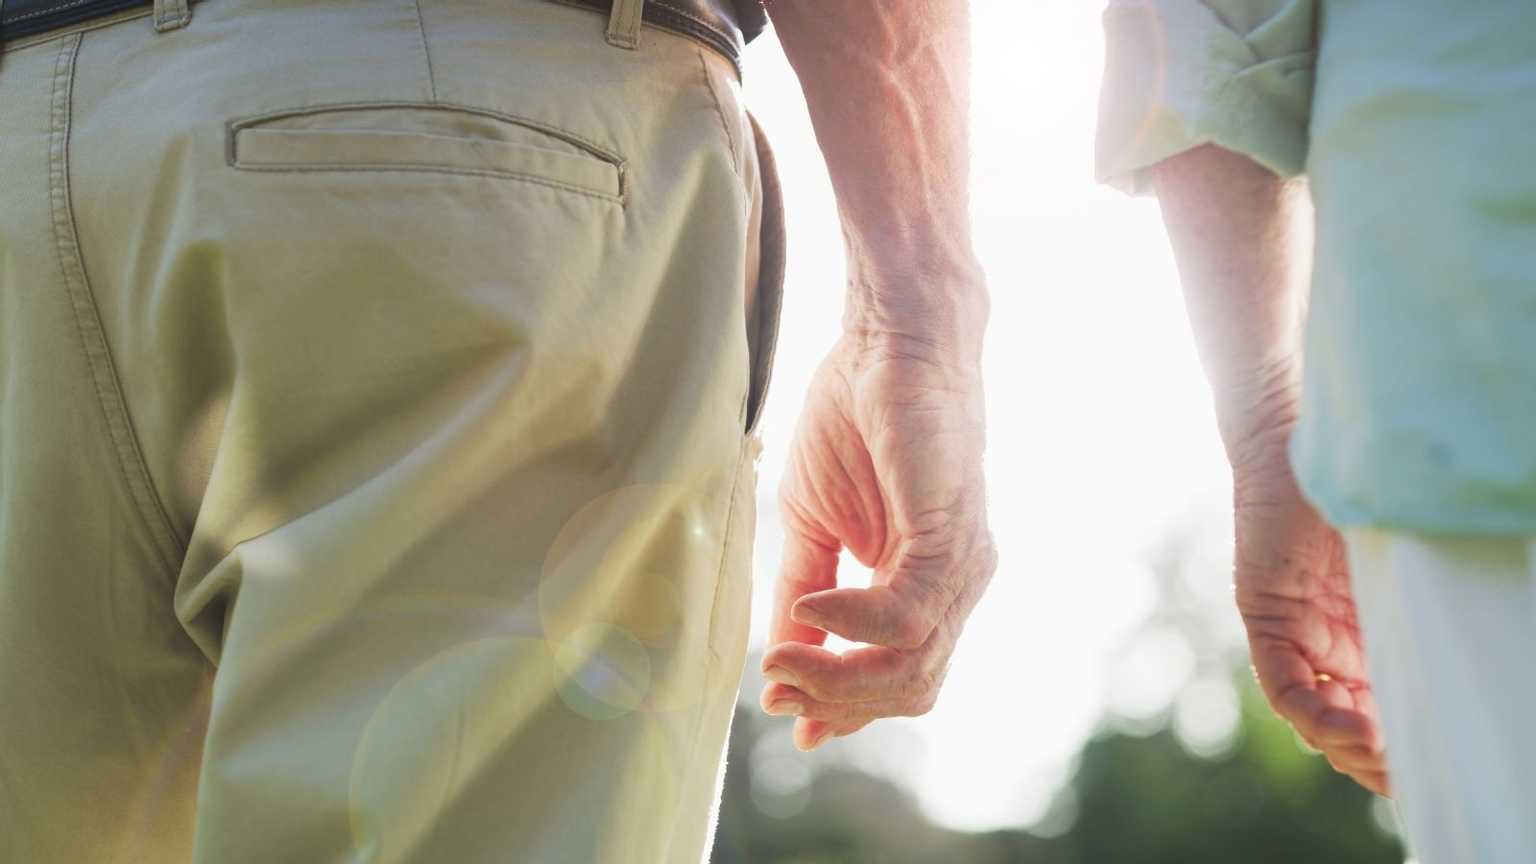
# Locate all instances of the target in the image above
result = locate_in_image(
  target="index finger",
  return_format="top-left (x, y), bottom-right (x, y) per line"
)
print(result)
top-left (770, 529), bottom-right (840, 647)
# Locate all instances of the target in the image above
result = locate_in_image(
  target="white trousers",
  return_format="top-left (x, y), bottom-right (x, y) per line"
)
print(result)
top-left (1345, 529), bottom-right (1536, 864)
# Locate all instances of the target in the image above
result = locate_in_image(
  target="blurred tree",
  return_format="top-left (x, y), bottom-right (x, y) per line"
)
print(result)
top-left (712, 677), bottom-right (1403, 864)
top-left (713, 518), bottom-right (1406, 863)
top-left (1062, 678), bottom-right (1401, 864)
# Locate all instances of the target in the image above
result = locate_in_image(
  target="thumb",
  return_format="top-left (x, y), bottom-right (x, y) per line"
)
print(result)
top-left (790, 546), bottom-right (966, 651)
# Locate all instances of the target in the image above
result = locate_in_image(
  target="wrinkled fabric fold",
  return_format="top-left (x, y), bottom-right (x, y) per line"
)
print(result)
top-left (1095, 0), bottom-right (1317, 194)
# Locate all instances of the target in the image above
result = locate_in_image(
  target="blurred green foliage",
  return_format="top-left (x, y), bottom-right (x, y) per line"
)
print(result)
top-left (711, 675), bottom-right (1404, 864)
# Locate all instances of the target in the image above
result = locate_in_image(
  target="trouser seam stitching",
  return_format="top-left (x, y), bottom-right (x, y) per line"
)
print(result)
top-left (48, 32), bottom-right (187, 582)
top-left (696, 47), bottom-right (742, 186)
top-left (411, 0), bottom-right (438, 101)
top-left (661, 435), bottom-right (751, 861)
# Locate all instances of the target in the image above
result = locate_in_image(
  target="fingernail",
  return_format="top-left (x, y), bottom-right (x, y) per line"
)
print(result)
top-left (764, 666), bottom-right (801, 687)
top-left (790, 601), bottom-right (824, 626)
top-left (766, 701), bottom-right (804, 717)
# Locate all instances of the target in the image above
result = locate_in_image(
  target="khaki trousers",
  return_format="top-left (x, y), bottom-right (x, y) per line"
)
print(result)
top-left (0, 1), bottom-right (783, 860)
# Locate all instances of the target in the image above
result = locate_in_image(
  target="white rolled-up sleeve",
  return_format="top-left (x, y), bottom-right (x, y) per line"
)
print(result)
top-left (1095, 0), bottom-right (1318, 195)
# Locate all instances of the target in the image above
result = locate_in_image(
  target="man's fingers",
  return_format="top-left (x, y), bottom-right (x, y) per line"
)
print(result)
top-left (792, 717), bottom-right (831, 751)
top-left (770, 530), bottom-right (841, 646)
top-left (790, 717), bottom-right (869, 752)
top-left (790, 717), bottom-right (868, 751)
top-left (818, 718), bottom-right (870, 748)
top-left (760, 682), bottom-right (935, 724)
top-left (792, 582), bottom-right (944, 650)
top-left (761, 642), bottom-right (940, 704)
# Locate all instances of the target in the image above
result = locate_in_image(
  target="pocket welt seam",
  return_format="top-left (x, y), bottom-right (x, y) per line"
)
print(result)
top-left (228, 161), bottom-right (626, 203)
top-left (231, 129), bottom-right (623, 202)
top-left (224, 100), bottom-right (629, 204)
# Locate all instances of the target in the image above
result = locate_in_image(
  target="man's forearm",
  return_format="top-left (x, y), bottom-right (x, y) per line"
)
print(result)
top-left (1152, 144), bottom-right (1307, 459)
top-left (768, 0), bottom-right (987, 359)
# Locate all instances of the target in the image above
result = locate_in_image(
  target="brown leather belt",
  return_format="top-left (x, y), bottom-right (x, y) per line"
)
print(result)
top-left (0, 0), bottom-right (766, 69)
top-left (561, 0), bottom-right (765, 70)
top-left (0, 0), bottom-right (164, 42)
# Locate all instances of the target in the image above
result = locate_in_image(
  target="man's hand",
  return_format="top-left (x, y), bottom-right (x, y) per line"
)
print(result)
top-left (760, 333), bottom-right (994, 751)
top-left (763, 0), bottom-right (990, 748)
top-left (1227, 402), bottom-right (1389, 795)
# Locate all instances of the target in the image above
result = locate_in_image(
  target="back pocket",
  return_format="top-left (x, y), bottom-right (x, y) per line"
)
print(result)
top-left (227, 102), bottom-right (626, 203)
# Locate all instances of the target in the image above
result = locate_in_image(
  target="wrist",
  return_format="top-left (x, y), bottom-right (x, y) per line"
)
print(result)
top-left (841, 268), bottom-right (990, 369)
top-left (1214, 361), bottom-right (1302, 475)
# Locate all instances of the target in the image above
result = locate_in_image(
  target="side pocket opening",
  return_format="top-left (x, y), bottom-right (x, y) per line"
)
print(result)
top-left (227, 101), bottom-right (627, 203)
top-left (743, 110), bottom-right (785, 438)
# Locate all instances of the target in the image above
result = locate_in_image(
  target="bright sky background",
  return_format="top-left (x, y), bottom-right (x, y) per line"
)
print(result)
top-left (736, 0), bottom-right (1240, 833)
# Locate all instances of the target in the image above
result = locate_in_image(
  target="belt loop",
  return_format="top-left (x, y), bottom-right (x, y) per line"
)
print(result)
top-left (154, 0), bottom-right (193, 33)
top-left (606, 0), bottom-right (644, 50)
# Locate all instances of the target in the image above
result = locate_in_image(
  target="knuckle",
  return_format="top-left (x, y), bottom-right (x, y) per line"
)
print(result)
top-left (887, 612), bottom-right (932, 650)
top-left (907, 506), bottom-right (962, 536)
top-left (901, 566), bottom-right (953, 607)
top-left (824, 702), bottom-right (856, 722)
top-left (900, 658), bottom-right (940, 701)
top-left (799, 673), bottom-right (834, 703)
top-left (892, 662), bottom-right (922, 700)
top-left (903, 693), bottom-right (938, 717)
top-left (897, 654), bottom-right (946, 714)
top-left (881, 592), bottom-right (940, 649)
top-left (917, 663), bottom-right (945, 699)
